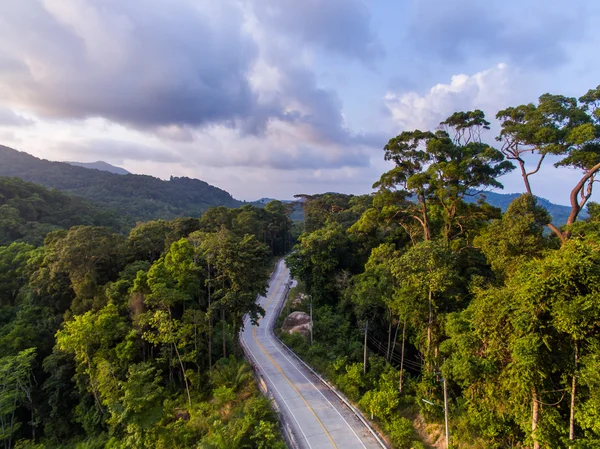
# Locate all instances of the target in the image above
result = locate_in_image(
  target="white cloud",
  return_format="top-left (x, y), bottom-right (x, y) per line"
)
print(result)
top-left (384, 63), bottom-right (518, 131)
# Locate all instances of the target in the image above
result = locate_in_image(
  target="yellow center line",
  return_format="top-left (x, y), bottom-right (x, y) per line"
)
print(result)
top-left (253, 266), bottom-right (338, 448)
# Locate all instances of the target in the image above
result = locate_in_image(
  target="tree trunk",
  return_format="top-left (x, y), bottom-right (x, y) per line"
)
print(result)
top-left (532, 388), bottom-right (540, 449)
top-left (419, 193), bottom-right (431, 241)
top-left (86, 357), bottom-right (104, 414)
top-left (427, 288), bottom-right (433, 369)
top-left (222, 308), bottom-right (227, 358)
top-left (399, 319), bottom-right (406, 393)
top-left (194, 321), bottom-right (199, 375)
top-left (391, 322), bottom-right (400, 358)
top-left (386, 316), bottom-right (393, 362)
top-left (169, 307), bottom-right (192, 408)
top-left (550, 161), bottom-right (600, 243)
top-left (207, 261), bottom-right (212, 368)
top-left (569, 341), bottom-right (578, 448)
top-left (547, 223), bottom-right (567, 244)
top-left (518, 158), bottom-right (533, 196)
top-left (173, 342), bottom-right (192, 408)
top-left (567, 163), bottom-right (600, 225)
top-left (363, 320), bottom-right (368, 375)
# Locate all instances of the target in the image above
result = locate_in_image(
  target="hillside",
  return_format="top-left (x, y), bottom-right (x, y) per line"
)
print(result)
top-left (256, 191), bottom-right (578, 226)
top-left (252, 197), bottom-right (304, 221)
top-left (465, 190), bottom-right (583, 225)
top-left (65, 160), bottom-right (130, 175)
top-left (0, 176), bottom-right (126, 246)
top-left (0, 145), bottom-right (242, 222)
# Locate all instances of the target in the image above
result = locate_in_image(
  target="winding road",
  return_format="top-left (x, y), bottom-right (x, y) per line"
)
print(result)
top-left (240, 259), bottom-right (386, 449)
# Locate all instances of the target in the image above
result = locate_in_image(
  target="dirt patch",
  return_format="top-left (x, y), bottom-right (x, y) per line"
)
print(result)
top-left (413, 414), bottom-right (445, 449)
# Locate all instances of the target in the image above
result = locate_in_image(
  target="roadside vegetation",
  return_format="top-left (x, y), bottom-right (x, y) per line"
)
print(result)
top-left (283, 87), bottom-right (600, 449)
top-left (1, 84), bottom-right (599, 449)
top-left (0, 201), bottom-right (293, 448)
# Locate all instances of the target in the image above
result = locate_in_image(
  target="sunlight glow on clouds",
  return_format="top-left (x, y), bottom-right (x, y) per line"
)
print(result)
top-left (384, 63), bottom-right (514, 131)
top-left (0, 0), bottom-right (598, 201)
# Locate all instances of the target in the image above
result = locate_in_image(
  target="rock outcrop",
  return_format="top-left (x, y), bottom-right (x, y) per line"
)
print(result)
top-left (281, 311), bottom-right (311, 337)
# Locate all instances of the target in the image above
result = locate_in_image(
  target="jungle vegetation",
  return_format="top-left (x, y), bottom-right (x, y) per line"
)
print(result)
top-left (284, 86), bottom-right (600, 449)
top-left (0, 200), bottom-right (294, 448)
top-left (1, 85), bottom-right (599, 449)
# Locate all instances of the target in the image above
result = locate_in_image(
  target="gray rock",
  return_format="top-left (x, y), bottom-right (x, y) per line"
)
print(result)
top-left (282, 311), bottom-right (312, 337)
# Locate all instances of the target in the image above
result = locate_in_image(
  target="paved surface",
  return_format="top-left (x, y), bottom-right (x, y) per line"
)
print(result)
top-left (241, 259), bottom-right (384, 449)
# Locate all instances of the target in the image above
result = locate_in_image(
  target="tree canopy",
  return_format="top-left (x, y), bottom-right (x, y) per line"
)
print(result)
top-left (285, 88), bottom-right (600, 449)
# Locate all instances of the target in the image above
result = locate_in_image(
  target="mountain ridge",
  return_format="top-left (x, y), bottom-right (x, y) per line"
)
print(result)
top-left (64, 160), bottom-right (130, 175)
top-left (0, 145), bottom-right (242, 222)
top-left (465, 190), bottom-right (584, 225)
top-left (0, 145), bottom-right (580, 226)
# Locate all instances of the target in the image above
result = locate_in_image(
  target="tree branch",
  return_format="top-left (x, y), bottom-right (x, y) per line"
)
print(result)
top-left (567, 161), bottom-right (600, 226)
top-left (547, 223), bottom-right (567, 244)
top-left (526, 153), bottom-right (547, 177)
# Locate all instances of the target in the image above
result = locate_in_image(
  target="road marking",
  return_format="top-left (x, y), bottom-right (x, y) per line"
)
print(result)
top-left (242, 335), bottom-right (313, 448)
top-left (252, 263), bottom-right (338, 448)
top-left (264, 271), bottom-right (368, 449)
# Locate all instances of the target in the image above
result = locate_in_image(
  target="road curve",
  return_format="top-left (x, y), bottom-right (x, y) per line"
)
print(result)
top-left (241, 259), bottom-right (385, 449)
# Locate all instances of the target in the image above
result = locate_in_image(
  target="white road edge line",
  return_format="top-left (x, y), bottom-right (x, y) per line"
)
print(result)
top-left (265, 268), bottom-right (368, 449)
top-left (242, 260), bottom-right (317, 449)
top-left (241, 330), bottom-right (314, 449)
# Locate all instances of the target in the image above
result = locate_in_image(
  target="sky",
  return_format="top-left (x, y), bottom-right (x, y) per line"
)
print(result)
top-left (0, 0), bottom-right (598, 203)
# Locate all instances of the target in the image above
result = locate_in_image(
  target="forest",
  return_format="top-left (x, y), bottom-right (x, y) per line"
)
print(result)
top-left (0, 145), bottom-right (242, 223)
top-left (1, 85), bottom-right (599, 449)
top-left (0, 201), bottom-right (294, 448)
top-left (284, 87), bottom-right (600, 448)
top-left (0, 177), bottom-right (127, 246)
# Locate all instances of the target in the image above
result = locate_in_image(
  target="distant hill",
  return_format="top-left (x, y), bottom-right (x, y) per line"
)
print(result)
top-left (0, 145), bottom-right (242, 222)
top-left (0, 176), bottom-right (125, 246)
top-left (65, 160), bottom-right (130, 175)
top-left (465, 191), bottom-right (582, 226)
top-left (258, 191), bottom-right (578, 226)
top-left (253, 197), bottom-right (294, 205)
top-left (251, 198), bottom-right (304, 221)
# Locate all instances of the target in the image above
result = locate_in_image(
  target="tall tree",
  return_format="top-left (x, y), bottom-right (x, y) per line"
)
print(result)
top-left (474, 194), bottom-right (551, 281)
top-left (496, 87), bottom-right (600, 242)
top-left (376, 111), bottom-right (513, 243)
top-left (0, 242), bottom-right (36, 307)
top-left (392, 241), bottom-right (460, 373)
top-left (0, 348), bottom-right (37, 448)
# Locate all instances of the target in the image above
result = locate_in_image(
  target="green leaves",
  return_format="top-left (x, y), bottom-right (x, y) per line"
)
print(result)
top-left (0, 348), bottom-right (37, 447)
top-left (496, 87), bottom-right (600, 240)
top-left (376, 110), bottom-right (515, 243)
top-left (475, 194), bottom-right (550, 280)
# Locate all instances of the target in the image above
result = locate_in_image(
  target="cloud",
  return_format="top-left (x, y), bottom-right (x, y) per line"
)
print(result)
top-left (248, 0), bottom-right (383, 64)
top-left (166, 117), bottom-right (376, 171)
top-left (0, 0), bottom-right (261, 129)
top-left (0, 0), bottom-right (382, 171)
top-left (0, 0), bottom-right (382, 134)
top-left (57, 139), bottom-right (180, 165)
top-left (384, 63), bottom-right (516, 131)
top-left (0, 108), bottom-right (34, 127)
top-left (408, 0), bottom-right (588, 68)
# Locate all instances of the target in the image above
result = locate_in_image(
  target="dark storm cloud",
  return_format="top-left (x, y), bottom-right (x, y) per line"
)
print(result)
top-left (249, 0), bottom-right (383, 64)
top-left (0, 0), bottom-right (261, 129)
top-left (408, 0), bottom-right (586, 68)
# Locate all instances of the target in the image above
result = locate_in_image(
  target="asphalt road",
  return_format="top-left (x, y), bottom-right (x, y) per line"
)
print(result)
top-left (240, 259), bottom-right (385, 449)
